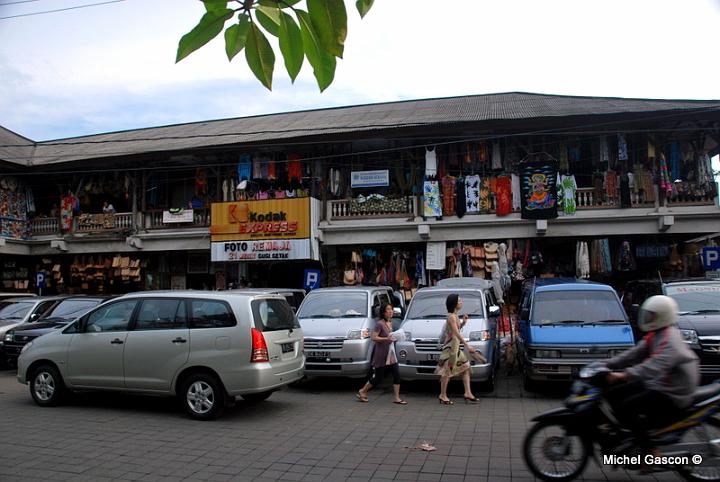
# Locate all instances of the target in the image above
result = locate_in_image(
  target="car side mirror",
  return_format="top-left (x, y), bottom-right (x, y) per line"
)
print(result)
top-left (29, 313), bottom-right (39, 321)
top-left (393, 307), bottom-right (402, 318)
top-left (488, 305), bottom-right (501, 317)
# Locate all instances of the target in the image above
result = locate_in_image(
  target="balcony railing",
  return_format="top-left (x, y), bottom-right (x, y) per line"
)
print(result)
top-left (574, 188), bottom-right (656, 209)
top-left (143, 208), bottom-right (210, 230)
top-left (29, 217), bottom-right (59, 236)
top-left (327, 196), bottom-right (417, 221)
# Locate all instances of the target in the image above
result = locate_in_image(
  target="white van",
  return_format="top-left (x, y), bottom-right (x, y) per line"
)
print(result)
top-left (17, 291), bottom-right (304, 420)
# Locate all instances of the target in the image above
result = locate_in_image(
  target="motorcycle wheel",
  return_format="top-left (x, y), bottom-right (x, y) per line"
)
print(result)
top-left (678, 417), bottom-right (720, 482)
top-left (523, 420), bottom-right (589, 482)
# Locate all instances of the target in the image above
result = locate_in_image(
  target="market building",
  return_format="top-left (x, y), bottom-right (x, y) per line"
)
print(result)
top-left (0, 92), bottom-right (719, 299)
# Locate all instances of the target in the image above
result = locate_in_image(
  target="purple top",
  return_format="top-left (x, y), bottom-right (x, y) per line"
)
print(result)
top-left (371, 320), bottom-right (393, 368)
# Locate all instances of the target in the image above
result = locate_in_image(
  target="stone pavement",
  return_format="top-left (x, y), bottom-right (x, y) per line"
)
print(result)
top-left (0, 369), bottom-right (683, 481)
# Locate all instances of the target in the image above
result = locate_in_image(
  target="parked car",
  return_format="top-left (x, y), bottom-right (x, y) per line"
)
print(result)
top-left (621, 278), bottom-right (720, 378)
top-left (0, 293), bottom-right (37, 301)
top-left (296, 286), bottom-right (395, 378)
top-left (0, 296), bottom-right (69, 343)
top-left (395, 278), bottom-right (501, 390)
top-left (17, 291), bottom-right (304, 420)
top-left (2, 296), bottom-right (112, 366)
top-left (516, 278), bottom-right (634, 390)
top-left (227, 288), bottom-right (306, 313)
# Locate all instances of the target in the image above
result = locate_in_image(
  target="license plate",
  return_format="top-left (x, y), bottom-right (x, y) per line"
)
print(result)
top-left (426, 353), bottom-right (440, 361)
top-left (306, 351), bottom-right (330, 358)
top-left (281, 343), bottom-right (294, 354)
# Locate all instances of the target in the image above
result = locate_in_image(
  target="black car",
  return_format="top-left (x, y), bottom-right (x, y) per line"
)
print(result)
top-left (621, 278), bottom-right (720, 378)
top-left (2, 296), bottom-right (111, 365)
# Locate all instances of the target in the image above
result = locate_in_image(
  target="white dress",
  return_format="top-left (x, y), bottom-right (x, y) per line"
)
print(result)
top-left (425, 147), bottom-right (437, 177)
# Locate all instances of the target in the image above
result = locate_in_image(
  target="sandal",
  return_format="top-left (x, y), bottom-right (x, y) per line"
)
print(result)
top-left (393, 400), bottom-right (408, 405)
top-left (438, 397), bottom-right (454, 405)
top-left (464, 396), bottom-right (479, 404)
top-left (356, 392), bottom-right (368, 403)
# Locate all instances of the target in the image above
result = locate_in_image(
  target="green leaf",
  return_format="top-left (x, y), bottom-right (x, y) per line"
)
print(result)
top-left (245, 23), bottom-right (275, 90)
top-left (296, 9), bottom-right (336, 92)
top-left (203, 0), bottom-right (230, 15)
top-left (307, 0), bottom-right (347, 58)
top-left (355, 0), bottom-right (374, 18)
top-left (176, 8), bottom-right (235, 62)
top-left (278, 11), bottom-right (303, 82)
top-left (259, 0), bottom-right (302, 6)
top-left (224, 14), bottom-right (251, 61)
top-left (256, 4), bottom-right (281, 37)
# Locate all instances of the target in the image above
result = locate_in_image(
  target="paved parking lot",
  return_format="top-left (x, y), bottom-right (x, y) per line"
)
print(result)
top-left (0, 368), bottom-right (683, 481)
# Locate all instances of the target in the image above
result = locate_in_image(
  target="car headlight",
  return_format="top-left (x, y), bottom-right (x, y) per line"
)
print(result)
top-left (680, 329), bottom-right (699, 345)
top-left (534, 349), bottom-right (560, 358)
top-left (469, 330), bottom-right (491, 341)
top-left (347, 329), bottom-right (370, 340)
top-left (20, 341), bottom-right (33, 354)
top-left (4, 333), bottom-right (12, 343)
top-left (403, 331), bottom-right (411, 341)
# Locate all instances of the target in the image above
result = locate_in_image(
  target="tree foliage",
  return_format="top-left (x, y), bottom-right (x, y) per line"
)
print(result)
top-left (177, 0), bottom-right (374, 92)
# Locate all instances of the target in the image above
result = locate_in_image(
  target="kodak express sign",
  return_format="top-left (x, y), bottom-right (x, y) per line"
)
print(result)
top-left (210, 198), bottom-right (310, 241)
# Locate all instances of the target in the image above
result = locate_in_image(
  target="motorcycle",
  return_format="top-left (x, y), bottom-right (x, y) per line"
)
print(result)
top-left (523, 362), bottom-right (720, 481)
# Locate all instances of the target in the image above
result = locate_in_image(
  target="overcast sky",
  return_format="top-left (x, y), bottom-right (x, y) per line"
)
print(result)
top-left (2, 0), bottom-right (720, 141)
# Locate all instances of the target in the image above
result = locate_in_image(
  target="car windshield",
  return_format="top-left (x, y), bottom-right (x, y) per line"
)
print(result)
top-left (0, 301), bottom-right (34, 320)
top-left (407, 291), bottom-right (484, 319)
top-left (532, 290), bottom-right (626, 325)
top-left (44, 299), bottom-right (102, 320)
top-left (297, 292), bottom-right (367, 318)
top-left (665, 284), bottom-right (720, 313)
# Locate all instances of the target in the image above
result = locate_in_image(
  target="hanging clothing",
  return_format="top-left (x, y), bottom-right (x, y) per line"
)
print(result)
top-left (425, 147), bottom-right (438, 176)
top-left (491, 142), bottom-right (502, 170)
top-left (669, 142), bottom-right (681, 182)
top-left (441, 175), bottom-right (456, 216)
top-left (658, 153), bottom-right (673, 198)
top-left (423, 180), bottom-right (442, 218)
top-left (602, 239), bottom-right (612, 274)
top-left (238, 155), bottom-right (252, 182)
top-left (222, 180), bottom-right (229, 202)
top-left (464, 175), bottom-right (481, 214)
top-left (60, 194), bottom-right (74, 232)
top-left (287, 153), bottom-right (302, 182)
top-left (254, 156), bottom-right (270, 179)
top-left (558, 143), bottom-right (569, 173)
top-left (511, 173), bottom-right (521, 211)
top-left (494, 176), bottom-right (512, 216)
top-left (556, 174), bottom-right (577, 215)
top-left (519, 160), bottom-right (559, 220)
top-left (618, 134), bottom-right (628, 161)
top-left (600, 137), bottom-right (610, 163)
top-left (455, 178), bottom-right (466, 218)
top-left (416, 251), bottom-right (426, 286)
top-left (478, 177), bottom-right (492, 213)
top-left (605, 170), bottom-right (619, 199)
top-left (619, 172), bottom-right (632, 208)
top-left (617, 241), bottom-right (636, 272)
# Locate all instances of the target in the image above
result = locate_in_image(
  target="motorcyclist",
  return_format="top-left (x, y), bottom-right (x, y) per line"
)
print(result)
top-left (605, 295), bottom-right (699, 448)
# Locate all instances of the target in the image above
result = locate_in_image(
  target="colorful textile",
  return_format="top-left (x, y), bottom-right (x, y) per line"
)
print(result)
top-left (479, 177), bottom-right (492, 213)
top-left (434, 318), bottom-right (470, 378)
top-left (287, 153), bottom-right (302, 181)
top-left (441, 175), bottom-right (456, 216)
top-left (464, 175), bottom-right (481, 214)
top-left (494, 176), bottom-right (512, 216)
top-left (520, 161), bottom-right (558, 220)
top-left (238, 154), bottom-right (252, 181)
top-left (557, 173), bottom-right (577, 215)
top-left (423, 181), bottom-right (442, 218)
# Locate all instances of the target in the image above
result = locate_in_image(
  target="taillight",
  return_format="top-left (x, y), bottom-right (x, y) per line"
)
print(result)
top-left (251, 328), bottom-right (269, 362)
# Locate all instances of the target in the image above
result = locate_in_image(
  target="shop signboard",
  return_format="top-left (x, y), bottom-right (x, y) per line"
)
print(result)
top-left (211, 198), bottom-right (317, 262)
top-left (702, 247), bottom-right (720, 271)
top-left (426, 242), bottom-right (446, 270)
top-left (351, 170), bottom-right (389, 188)
top-left (162, 209), bottom-right (194, 223)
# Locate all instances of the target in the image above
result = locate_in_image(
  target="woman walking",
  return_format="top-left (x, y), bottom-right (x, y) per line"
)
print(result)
top-left (356, 302), bottom-right (408, 405)
top-left (436, 294), bottom-right (479, 404)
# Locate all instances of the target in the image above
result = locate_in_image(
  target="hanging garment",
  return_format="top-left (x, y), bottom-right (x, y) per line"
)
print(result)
top-left (222, 180), bottom-right (229, 202)
top-left (619, 172), bottom-right (631, 208)
top-left (494, 176), bottom-right (512, 216)
top-left (616, 241), bottom-right (635, 272)
top-left (455, 178), bottom-right (467, 218)
top-left (61, 194), bottom-right (74, 231)
top-left (441, 175), bottom-right (456, 216)
top-left (602, 239), bottom-right (612, 274)
top-left (511, 173), bottom-right (521, 211)
top-left (425, 147), bottom-right (438, 176)
top-left (669, 142), bottom-right (681, 182)
top-left (605, 170), bottom-right (619, 200)
top-left (267, 159), bottom-right (277, 179)
top-left (329, 168), bottom-right (341, 196)
top-left (519, 160), bottom-right (559, 220)
top-left (464, 175), bottom-right (481, 214)
top-left (658, 153), bottom-right (673, 198)
top-left (287, 153), bottom-right (302, 182)
top-left (617, 134), bottom-right (628, 161)
top-left (600, 137), bottom-right (610, 163)
top-left (238, 154), bottom-right (252, 181)
top-left (423, 180), bottom-right (442, 218)
top-left (25, 186), bottom-right (35, 216)
top-left (558, 143), bottom-right (569, 173)
top-left (581, 242), bottom-right (590, 279)
top-left (490, 262), bottom-right (504, 304)
top-left (491, 142), bottom-right (502, 170)
top-left (254, 156), bottom-right (270, 179)
top-left (416, 251), bottom-right (426, 286)
top-left (478, 177), bottom-right (492, 213)
top-left (498, 243), bottom-right (511, 291)
top-left (557, 174), bottom-right (577, 215)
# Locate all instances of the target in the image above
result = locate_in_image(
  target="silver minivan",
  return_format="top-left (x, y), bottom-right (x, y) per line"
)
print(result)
top-left (396, 279), bottom-right (501, 390)
top-left (296, 286), bottom-right (394, 378)
top-left (17, 291), bottom-right (304, 420)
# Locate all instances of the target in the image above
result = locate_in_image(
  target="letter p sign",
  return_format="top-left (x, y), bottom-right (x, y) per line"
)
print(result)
top-left (304, 269), bottom-right (321, 290)
top-left (703, 247), bottom-right (720, 271)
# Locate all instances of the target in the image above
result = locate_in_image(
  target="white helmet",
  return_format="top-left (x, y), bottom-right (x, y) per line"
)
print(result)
top-left (637, 295), bottom-right (678, 332)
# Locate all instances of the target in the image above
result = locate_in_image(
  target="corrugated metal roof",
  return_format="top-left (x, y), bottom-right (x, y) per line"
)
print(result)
top-left (6, 92), bottom-right (720, 167)
top-left (0, 126), bottom-right (35, 166)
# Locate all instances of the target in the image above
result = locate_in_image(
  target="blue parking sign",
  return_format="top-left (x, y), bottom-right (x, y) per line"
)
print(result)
top-left (304, 269), bottom-right (321, 290)
top-left (703, 247), bottom-right (720, 271)
top-left (36, 272), bottom-right (46, 289)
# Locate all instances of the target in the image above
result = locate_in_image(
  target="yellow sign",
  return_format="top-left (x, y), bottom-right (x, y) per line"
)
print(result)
top-left (210, 198), bottom-right (310, 241)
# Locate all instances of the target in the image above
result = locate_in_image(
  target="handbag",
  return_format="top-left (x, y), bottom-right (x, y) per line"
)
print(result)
top-left (484, 242), bottom-right (499, 260)
top-left (343, 270), bottom-right (356, 285)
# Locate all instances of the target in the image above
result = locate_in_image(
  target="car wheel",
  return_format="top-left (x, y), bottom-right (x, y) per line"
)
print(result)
top-left (30, 364), bottom-right (66, 407)
top-left (242, 391), bottom-right (273, 403)
top-left (181, 373), bottom-right (225, 420)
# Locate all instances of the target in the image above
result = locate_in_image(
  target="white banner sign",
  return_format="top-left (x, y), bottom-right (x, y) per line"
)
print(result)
top-left (163, 209), bottom-right (194, 223)
top-left (351, 170), bottom-right (389, 188)
top-left (426, 242), bottom-right (446, 270)
top-left (211, 238), bottom-right (311, 262)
